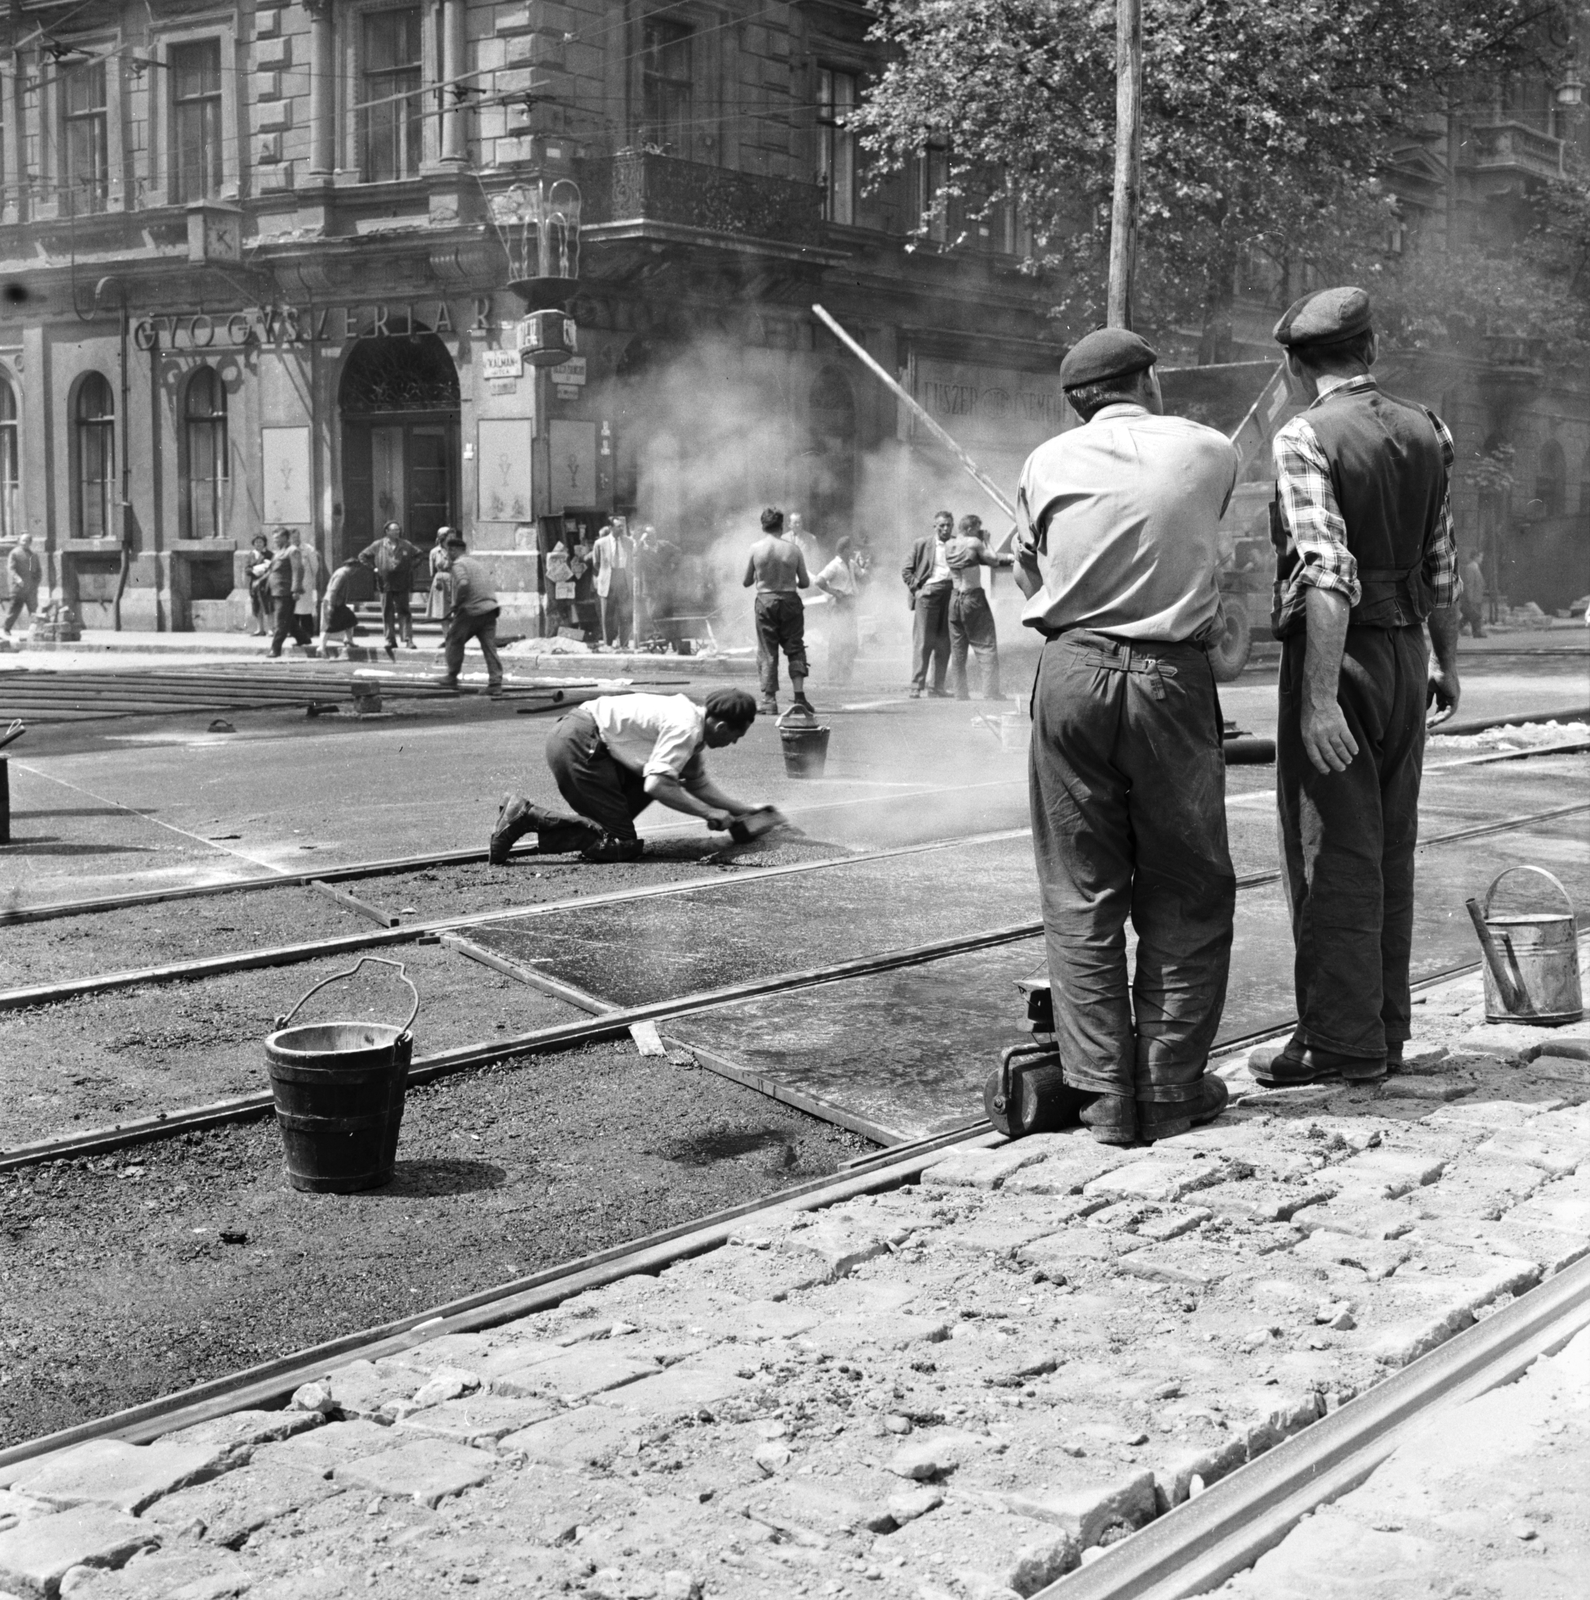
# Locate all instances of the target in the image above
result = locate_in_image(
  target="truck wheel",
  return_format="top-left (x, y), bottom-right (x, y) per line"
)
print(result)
top-left (1209, 602), bottom-right (1251, 682)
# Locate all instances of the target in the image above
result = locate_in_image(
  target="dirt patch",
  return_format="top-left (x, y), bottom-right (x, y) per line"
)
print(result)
top-left (0, 1041), bottom-right (872, 1448)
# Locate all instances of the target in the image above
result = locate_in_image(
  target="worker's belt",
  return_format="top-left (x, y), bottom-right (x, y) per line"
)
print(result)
top-left (1048, 629), bottom-right (1207, 702)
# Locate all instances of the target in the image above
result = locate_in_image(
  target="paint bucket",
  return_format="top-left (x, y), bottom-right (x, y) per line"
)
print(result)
top-left (264, 957), bottom-right (419, 1193)
top-left (779, 723), bottom-right (830, 778)
top-left (1465, 866), bottom-right (1583, 1026)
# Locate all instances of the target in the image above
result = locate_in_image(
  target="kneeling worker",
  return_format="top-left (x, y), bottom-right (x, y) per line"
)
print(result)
top-left (490, 687), bottom-right (765, 863)
top-left (1016, 328), bottom-right (1239, 1145)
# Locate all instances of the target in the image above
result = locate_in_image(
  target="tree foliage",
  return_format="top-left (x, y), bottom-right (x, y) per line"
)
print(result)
top-left (858, 0), bottom-right (1581, 348)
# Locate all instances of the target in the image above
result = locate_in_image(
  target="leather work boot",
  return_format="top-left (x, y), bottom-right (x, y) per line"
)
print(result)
top-left (581, 835), bottom-right (645, 863)
top-left (1077, 1091), bottom-right (1137, 1147)
top-left (488, 793), bottom-right (538, 864)
top-left (1385, 1040), bottom-right (1405, 1074)
top-left (1139, 1074), bottom-right (1230, 1143)
top-left (1249, 1038), bottom-right (1386, 1087)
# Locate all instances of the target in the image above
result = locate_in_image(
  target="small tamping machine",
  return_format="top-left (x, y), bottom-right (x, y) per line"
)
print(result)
top-left (984, 976), bottom-right (1086, 1137)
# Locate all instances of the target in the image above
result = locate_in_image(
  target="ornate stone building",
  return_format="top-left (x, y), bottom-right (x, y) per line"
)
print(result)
top-left (0, 0), bottom-right (1063, 632)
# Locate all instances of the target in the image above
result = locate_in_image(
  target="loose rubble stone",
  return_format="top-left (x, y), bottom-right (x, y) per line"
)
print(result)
top-left (921, 1145), bottom-right (1050, 1190)
top-left (333, 1440), bottom-right (495, 1508)
top-left (886, 1437), bottom-right (961, 1480)
top-left (0, 1505), bottom-right (155, 1597)
top-left (781, 1218), bottom-right (891, 1281)
top-left (887, 1485), bottom-right (943, 1525)
top-left (1003, 1470), bottom-right (1157, 1548)
top-left (12, 1441), bottom-right (226, 1516)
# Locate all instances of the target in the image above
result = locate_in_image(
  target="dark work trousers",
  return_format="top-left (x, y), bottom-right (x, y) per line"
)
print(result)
top-left (269, 593), bottom-right (297, 656)
top-left (3, 585), bottom-right (37, 632)
top-left (1029, 631), bottom-right (1236, 1111)
top-left (544, 708), bottom-right (646, 844)
top-left (754, 592), bottom-right (808, 698)
top-left (949, 588), bottom-right (1001, 699)
top-left (1277, 624), bottom-right (1427, 1059)
top-left (911, 585), bottom-right (952, 692)
top-left (381, 585), bottom-right (414, 647)
top-left (443, 605), bottom-right (503, 686)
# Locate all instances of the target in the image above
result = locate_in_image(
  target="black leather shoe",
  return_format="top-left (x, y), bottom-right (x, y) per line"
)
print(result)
top-left (1249, 1040), bottom-right (1386, 1087)
top-left (1140, 1074), bottom-right (1229, 1142)
top-left (1386, 1040), bottom-right (1405, 1074)
top-left (1078, 1091), bottom-right (1137, 1147)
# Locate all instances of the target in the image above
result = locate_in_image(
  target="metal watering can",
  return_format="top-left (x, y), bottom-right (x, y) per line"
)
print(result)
top-left (1465, 866), bottom-right (1584, 1027)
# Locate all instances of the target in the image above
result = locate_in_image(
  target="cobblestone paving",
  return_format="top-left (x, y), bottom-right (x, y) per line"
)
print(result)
top-left (2, 971), bottom-right (1588, 1600)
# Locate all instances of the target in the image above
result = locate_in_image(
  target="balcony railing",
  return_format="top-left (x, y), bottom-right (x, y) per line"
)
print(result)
top-left (1467, 121), bottom-right (1565, 181)
top-left (577, 151), bottom-right (825, 248)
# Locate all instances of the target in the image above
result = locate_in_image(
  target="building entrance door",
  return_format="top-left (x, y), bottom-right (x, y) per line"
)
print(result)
top-left (339, 334), bottom-right (461, 573)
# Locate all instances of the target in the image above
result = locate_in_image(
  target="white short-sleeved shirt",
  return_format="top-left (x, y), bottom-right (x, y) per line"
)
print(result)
top-left (589, 694), bottom-right (707, 783)
top-left (815, 556), bottom-right (858, 596)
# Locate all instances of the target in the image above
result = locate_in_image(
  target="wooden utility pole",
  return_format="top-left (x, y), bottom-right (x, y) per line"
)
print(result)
top-left (1107, 0), bottom-right (1143, 328)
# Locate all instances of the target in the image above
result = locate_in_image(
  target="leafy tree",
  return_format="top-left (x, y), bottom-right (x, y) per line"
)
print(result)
top-left (857, 0), bottom-right (1581, 352)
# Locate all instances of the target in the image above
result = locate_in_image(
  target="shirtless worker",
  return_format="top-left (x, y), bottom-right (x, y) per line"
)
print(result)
top-left (742, 506), bottom-right (813, 717)
top-left (488, 688), bottom-right (766, 864)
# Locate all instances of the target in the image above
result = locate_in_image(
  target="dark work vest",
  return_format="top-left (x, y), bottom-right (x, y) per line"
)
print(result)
top-left (1270, 382), bottom-right (1449, 637)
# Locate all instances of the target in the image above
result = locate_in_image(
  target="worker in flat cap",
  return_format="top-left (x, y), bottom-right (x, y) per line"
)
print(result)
top-left (1250, 287), bottom-right (1461, 1089)
top-left (1014, 326), bottom-right (1240, 1146)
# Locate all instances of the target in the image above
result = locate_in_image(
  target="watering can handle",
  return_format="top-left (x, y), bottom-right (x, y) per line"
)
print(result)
top-left (1481, 865), bottom-right (1577, 920)
top-left (276, 956), bottom-right (420, 1036)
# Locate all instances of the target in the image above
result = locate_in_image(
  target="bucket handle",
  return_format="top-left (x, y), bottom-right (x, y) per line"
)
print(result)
top-left (1481, 865), bottom-right (1577, 920)
top-left (275, 956), bottom-right (420, 1036)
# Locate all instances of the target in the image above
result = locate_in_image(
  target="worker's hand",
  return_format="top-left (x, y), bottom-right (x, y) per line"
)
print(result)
top-left (1427, 662), bottom-right (1461, 725)
top-left (704, 810), bottom-right (734, 831)
top-left (1301, 699), bottom-right (1359, 775)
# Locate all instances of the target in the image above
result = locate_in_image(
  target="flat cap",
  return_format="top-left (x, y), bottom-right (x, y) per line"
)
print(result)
top-left (1059, 327), bottom-right (1158, 389)
top-left (1273, 286), bottom-right (1373, 348)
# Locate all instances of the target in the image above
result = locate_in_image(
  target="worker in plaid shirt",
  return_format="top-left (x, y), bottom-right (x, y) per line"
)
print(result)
top-left (1251, 287), bottom-right (1462, 1092)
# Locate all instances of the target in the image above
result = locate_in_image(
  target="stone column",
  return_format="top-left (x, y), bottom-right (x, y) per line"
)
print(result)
top-left (440, 0), bottom-right (468, 165)
top-left (307, 0), bottom-right (336, 177)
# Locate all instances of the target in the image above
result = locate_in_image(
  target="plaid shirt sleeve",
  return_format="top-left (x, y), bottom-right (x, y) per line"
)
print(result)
top-left (1426, 413), bottom-right (1461, 607)
top-left (1271, 416), bottom-right (1360, 607)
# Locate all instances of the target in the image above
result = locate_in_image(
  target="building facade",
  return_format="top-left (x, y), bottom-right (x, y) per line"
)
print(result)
top-left (0, 0), bottom-right (1064, 632)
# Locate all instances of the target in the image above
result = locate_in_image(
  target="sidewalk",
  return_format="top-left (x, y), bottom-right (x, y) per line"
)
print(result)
top-left (0, 629), bottom-right (759, 681)
top-left (3, 965), bottom-right (1586, 1600)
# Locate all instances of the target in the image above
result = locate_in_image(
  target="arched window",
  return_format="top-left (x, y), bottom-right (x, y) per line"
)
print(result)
top-left (73, 373), bottom-right (115, 540)
top-left (183, 367), bottom-right (228, 539)
top-left (0, 374), bottom-right (18, 543)
top-left (1535, 439), bottom-right (1566, 517)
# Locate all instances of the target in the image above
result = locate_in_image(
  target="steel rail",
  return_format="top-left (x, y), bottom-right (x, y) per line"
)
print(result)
top-left (0, 1122), bottom-right (1003, 1472)
top-left (3, 797), bottom-right (1582, 1014)
top-left (1035, 1251), bottom-right (1590, 1600)
top-left (0, 823), bottom-right (1030, 929)
top-left (0, 829), bottom-right (1034, 1005)
top-left (441, 932), bottom-right (908, 1147)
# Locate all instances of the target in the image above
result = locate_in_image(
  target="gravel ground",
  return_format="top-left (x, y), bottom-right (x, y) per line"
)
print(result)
top-left (0, 835), bottom-right (844, 992)
top-left (0, 1041), bottom-right (871, 1449)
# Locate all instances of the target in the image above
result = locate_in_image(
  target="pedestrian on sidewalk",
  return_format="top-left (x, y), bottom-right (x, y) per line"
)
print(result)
top-left (1015, 327), bottom-right (1239, 1145)
top-left (814, 536), bottom-right (864, 685)
top-left (1459, 550), bottom-right (1486, 638)
top-left (743, 506), bottom-right (812, 716)
top-left (319, 556), bottom-right (361, 658)
top-left (425, 529), bottom-right (453, 622)
top-left (489, 688), bottom-right (765, 863)
top-left (290, 532), bottom-right (321, 648)
top-left (265, 528), bottom-right (302, 658)
top-left (359, 521), bottom-right (421, 657)
top-left (945, 514), bottom-right (1013, 700)
top-left (1251, 287), bottom-right (1461, 1090)
top-left (594, 519), bottom-right (634, 647)
top-left (3, 533), bottom-right (42, 639)
top-left (245, 533), bottom-right (272, 635)
top-left (902, 512), bottom-right (955, 698)
top-left (435, 529), bottom-right (503, 693)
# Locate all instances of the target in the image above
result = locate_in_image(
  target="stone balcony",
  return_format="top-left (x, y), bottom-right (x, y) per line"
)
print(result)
top-left (1466, 120), bottom-right (1566, 182)
top-left (576, 151), bottom-right (826, 249)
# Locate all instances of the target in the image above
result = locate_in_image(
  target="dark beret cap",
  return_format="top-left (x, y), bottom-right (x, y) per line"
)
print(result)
top-left (1273, 286), bottom-right (1373, 348)
top-left (1059, 327), bottom-right (1158, 389)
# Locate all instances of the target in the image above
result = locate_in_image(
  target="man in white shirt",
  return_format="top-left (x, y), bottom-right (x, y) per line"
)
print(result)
top-left (489, 688), bottom-right (765, 863)
top-left (814, 536), bottom-right (863, 685)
